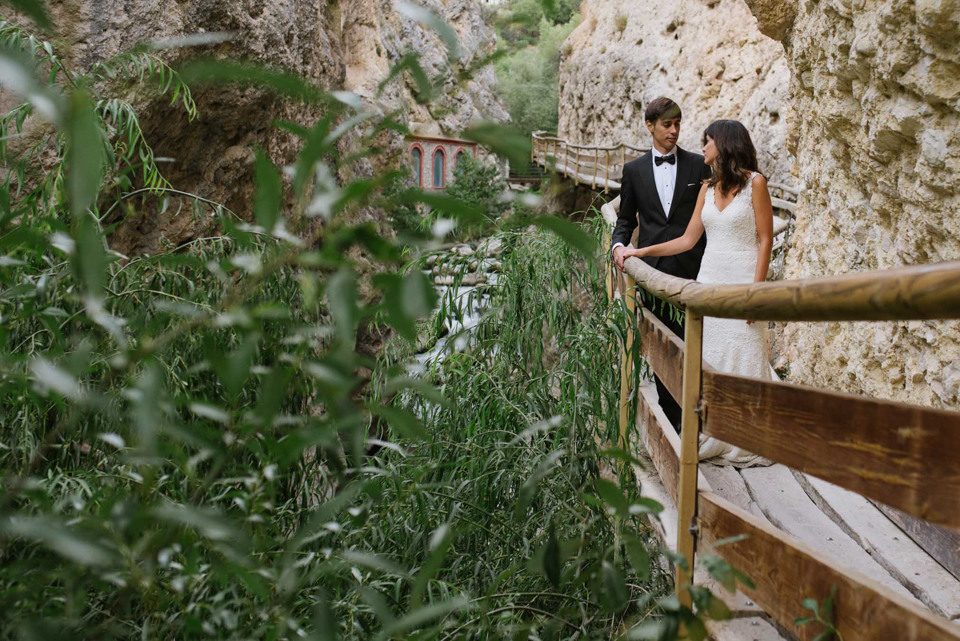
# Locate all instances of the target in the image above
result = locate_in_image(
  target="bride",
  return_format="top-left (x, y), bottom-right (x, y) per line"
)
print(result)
top-left (621, 119), bottom-right (774, 467)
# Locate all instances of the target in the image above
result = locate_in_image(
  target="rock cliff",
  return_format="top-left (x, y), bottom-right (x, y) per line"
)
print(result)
top-left (35, 0), bottom-right (506, 253)
top-left (557, 0), bottom-right (794, 183)
top-left (748, 0), bottom-right (960, 409)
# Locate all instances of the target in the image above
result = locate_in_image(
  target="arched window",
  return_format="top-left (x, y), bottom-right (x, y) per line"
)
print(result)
top-left (454, 150), bottom-right (467, 174)
top-left (432, 148), bottom-right (446, 188)
top-left (409, 145), bottom-right (423, 187)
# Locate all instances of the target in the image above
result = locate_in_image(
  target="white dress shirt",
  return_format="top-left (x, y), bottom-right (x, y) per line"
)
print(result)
top-left (613, 147), bottom-right (678, 253)
top-left (651, 147), bottom-right (678, 217)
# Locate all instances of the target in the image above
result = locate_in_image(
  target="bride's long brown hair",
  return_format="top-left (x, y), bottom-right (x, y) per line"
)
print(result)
top-left (702, 120), bottom-right (760, 197)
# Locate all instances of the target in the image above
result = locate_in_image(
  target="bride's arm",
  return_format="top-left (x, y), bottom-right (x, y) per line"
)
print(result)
top-left (751, 174), bottom-right (774, 283)
top-left (627, 185), bottom-right (707, 259)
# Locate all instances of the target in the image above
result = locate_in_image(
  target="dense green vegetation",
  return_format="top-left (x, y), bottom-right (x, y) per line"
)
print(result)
top-left (494, 0), bottom-right (581, 136)
top-left (0, 1), bottom-right (750, 639)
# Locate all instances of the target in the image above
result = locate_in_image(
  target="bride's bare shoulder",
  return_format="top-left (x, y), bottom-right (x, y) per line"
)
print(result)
top-left (751, 173), bottom-right (768, 188)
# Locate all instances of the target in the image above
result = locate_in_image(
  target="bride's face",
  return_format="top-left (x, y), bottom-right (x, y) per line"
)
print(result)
top-left (702, 135), bottom-right (718, 166)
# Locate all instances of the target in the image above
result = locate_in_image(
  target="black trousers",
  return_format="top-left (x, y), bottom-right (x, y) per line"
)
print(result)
top-left (641, 293), bottom-right (684, 433)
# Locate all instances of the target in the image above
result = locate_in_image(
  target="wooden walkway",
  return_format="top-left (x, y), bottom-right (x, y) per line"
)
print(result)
top-left (531, 131), bottom-right (800, 215)
top-left (635, 382), bottom-right (960, 640)
top-left (599, 198), bottom-right (960, 640)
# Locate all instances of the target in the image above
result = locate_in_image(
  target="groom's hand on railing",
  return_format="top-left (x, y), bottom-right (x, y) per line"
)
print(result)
top-left (613, 246), bottom-right (627, 272)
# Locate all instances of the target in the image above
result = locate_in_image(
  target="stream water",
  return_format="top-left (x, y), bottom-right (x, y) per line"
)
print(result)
top-left (414, 236), bottom-right (503, 366)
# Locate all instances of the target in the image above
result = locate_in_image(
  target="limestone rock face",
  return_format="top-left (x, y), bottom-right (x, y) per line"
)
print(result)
top-left (342, 0), bottom-right (508, 138)
top-left (39, 0), bottom-right (505, 254)
top-left (748, 0), bottom-right (960, 409)
top-left (557, 0), bottom-right (794, 184)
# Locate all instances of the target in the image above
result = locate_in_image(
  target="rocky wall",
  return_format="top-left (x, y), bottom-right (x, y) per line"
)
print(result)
top-left (748, 0), bottom-right (960, 409)
top-left (557, 0), bottom-right (795, 183)
top-left (27, 0), bottom-right (506, 254)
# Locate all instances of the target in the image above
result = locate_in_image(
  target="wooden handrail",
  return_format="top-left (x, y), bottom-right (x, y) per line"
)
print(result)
top-left (767, 181), bottom-right (800, 197)
top-left (600, 181), bottom-right (960, 639)
top-left (625, 255), bottom-right (960, 321)
top-left (600, 198), bottom-right (960, 321)
top-left (533, 132), bottom-right (802, 206)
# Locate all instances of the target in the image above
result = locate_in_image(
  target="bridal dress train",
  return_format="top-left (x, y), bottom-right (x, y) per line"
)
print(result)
top-left (695, 172), bottom-right (773, 468)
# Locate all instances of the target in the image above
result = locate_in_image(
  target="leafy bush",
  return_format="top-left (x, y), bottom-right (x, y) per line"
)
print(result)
top-left (496, 15), bottom-right (580, 136)
top-left (442, 154), bottom-right (509, 220)
top-left (497, 0), bottom-right (582, 45)
top-left (383, 165), bottom-right (424, 235)
top-left (0, 2), bottom-right (745, 640)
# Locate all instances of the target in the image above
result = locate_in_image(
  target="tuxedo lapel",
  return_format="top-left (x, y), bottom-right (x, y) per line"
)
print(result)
top-left (637, 152), bottom-right (667, 220)
top-left (668, 147), bottom-right (694, 219)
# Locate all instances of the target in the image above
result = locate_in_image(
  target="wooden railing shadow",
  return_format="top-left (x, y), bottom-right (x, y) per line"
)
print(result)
top-left (599, 200), bottom-right (960, 640)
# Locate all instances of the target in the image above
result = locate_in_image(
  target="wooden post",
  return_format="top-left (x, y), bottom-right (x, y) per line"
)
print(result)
top-left (605, 236), bottom-right (615, 306)
top-left (675, 311), bottom-right (703, 606)
top-left (574, 146), bottom-right (580, 185)
top-left (621, 144), bottom-right (626, 174)
top-left (618, 274), bottom-right (637, 449)
top-left (603, 148), bottom-right (610, 193)
top-left (592, 148), bottom-right (599, 189)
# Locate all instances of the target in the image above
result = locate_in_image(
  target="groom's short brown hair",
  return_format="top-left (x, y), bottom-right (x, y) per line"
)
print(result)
top-left (645, 97), bottom-right (682, 124)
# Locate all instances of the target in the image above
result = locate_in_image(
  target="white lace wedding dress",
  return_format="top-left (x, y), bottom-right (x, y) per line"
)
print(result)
top-left (696, 173), bottom-right (773, 467)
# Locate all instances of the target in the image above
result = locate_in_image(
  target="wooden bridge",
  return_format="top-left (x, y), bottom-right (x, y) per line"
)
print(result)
top-left (600, 199), bottom-right (960, 640)
top-left (531, 131), bottom-right (800, 215)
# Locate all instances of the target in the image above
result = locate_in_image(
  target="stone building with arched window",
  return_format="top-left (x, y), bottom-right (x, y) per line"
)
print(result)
top-left (405, 135), bottom-right (478, 190)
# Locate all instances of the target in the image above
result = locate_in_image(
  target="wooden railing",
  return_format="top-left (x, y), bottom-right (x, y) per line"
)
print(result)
top-left (532, 131), bottom-right (646, 192)
top-left (532, 131), bottom-right (801, 214)
top-left (600, 199), bottom-right (960, 640)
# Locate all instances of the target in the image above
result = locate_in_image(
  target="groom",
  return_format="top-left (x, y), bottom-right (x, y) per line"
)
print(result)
top-left (612, 97), bottom-right (710, 432)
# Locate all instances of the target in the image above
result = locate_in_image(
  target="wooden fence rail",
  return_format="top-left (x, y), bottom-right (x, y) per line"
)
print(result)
top-left (533, 131), bottom-right (801, 212)
top-left (599, 198), bottom-right (960, 640)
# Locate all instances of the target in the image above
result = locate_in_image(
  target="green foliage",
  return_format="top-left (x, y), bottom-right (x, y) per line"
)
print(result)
top-left (497, 0), bottom-right (581, 45)
top-left (495, 14), bottom-right (580, 136)
top-left (391, 222), bottom-right (677, 637)
top-left (382, 166), bottom-right (424, 235)
top-left (0, 20), bottom-right (197, 214)
top-left (795, 586), bottom-right (844, 640)
top-left (0, 5), bottom-right (752, 640)
top-left (440, 154), bottom-right (509, 224)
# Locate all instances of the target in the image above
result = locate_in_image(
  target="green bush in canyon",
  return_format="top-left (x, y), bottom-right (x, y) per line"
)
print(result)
top-left (0, 2), bottom-right (747, 639)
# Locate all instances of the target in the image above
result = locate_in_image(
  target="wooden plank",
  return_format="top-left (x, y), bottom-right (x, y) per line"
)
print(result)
top-left (767, 181), bottom-right (800, 197)
top-left (638, 383), bottom-right (680, 505)
top-left (702, 370), bottom-right (960, 529)
top-left (618, 274), bottom-right (637, 449)
top-left (706, 617), bottom-right (789, 641)
top-left (740, 465), bottom-right (918, 601)
top-left (876, 503), bottom-right (960, 583)
top-left (699, 490), bottom-right (960, 641)
top-left (675, 313), bottom-right (703, 605)
top-left (637, 307), bottom-right (684, 403)
top-left (636, 383), bottom-right (713, 510)
top-left (630, 417), bottom-right (766, 620)
top-left (770, 196), bottom-right (796, 212)
top-left (699, 464), bottom-right (771, 526)
top-left (797, 473), bottom-right (960, 619)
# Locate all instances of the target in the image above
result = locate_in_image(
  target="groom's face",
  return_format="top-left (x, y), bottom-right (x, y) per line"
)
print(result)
top-left (646, 116), bottom-right (681, 153)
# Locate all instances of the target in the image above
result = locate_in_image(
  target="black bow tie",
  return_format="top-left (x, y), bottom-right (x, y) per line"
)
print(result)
top-left (655, 154), bottom-right (676, 166)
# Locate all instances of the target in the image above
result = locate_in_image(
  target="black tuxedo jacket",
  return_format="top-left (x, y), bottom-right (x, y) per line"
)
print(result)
top-left (611, 147), bottom-right (711, 280)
